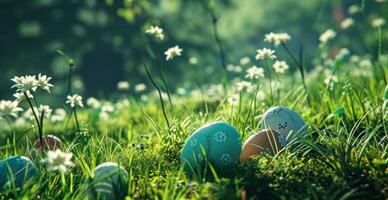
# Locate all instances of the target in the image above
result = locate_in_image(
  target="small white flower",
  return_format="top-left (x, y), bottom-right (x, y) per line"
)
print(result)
top-left (319, 29), bottom-right (336, 45)
top-left (37, 73), bottom-right (54, 93)
top-left (348, 5), bottom-right (361, 15)
top-left (340, 18), bottom-right (354, 29)
top-left (245, 66), bottom-right (265, 79)
top-left (0, 100), bottom-right (23, 118)
top-left (86, 97), bottom-right (101, 108)
top-left (177, 87), bottom-right (187, 95)
top-left (239, 56), bottom-right (251, 65)
top-left (189, 57), bottom-right (198, 65)
top-left (13, 91), bottom-right (33, 102)
top-left (38, 105), bottom-right (52, 119)
top-left (256, 90), bottom-right (265, 101)
top-left (236, 81), bottom-right (253, 92)
top-left (145, 25), bottom-right (164, 40)
top-left (359, 59), bottom-right (372, 68)
top-left (214, 131), bottom-right (227, 143)
top-left (101, 102), bottom-right (114, 113)
top-left (51, 108), bottom-right (67, 123)
top-left (371, 18), bottom-right (385, 28)
top-left (135, 83), bottom-right (147, 92)
top-left (11, 75), bottom-right (39, 92)
top-left (273, 60), bottom-right (289, 74)
top-left (228, 94), bottom-right (239, 106)
top-left (66, 94), bottom-right (83, 108)
top-left (255, 48), bottom-right (277, 60)
top-left (264, 32), bottom-right (291, 46)
top-left (42, 149), bottom-right (74, 173)
top-left (165, 45), bottom-right (183, 61)
top-left (117, 81), bottom-right (130, 91)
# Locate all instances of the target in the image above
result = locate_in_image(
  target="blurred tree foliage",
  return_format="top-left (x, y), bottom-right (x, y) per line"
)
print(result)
top-left (0, 0), bottom-right (385, 100)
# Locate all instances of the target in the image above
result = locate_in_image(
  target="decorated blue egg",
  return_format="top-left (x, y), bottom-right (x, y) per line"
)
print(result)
top-left (261, 106), bottom-right (307, 143)
top-left (0, 156), bottom-right (39, 189)
top-left (180, 121), bottom-right (242, 174)
top-left (90, 162), bottom-right (128, 200)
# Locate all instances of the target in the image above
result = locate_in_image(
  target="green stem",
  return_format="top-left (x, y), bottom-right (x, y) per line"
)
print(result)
top-left (73, 107), bottom-right (80, 132)
top-left (24, 91), bottom-right (42, 144)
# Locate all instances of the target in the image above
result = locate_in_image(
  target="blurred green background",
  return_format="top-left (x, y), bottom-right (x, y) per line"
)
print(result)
top-left (0, 0), bottom-right (386, 102)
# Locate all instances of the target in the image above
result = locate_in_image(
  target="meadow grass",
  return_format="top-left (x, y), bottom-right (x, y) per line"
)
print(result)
top-left (0, 61), bottom-right (387, 199)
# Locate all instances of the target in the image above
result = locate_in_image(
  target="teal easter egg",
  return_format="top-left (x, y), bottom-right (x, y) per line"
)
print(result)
top-left (90, 162), bottom-right (128, 200)
top-left (261, 106), bottom-right (307, 143)
top-left (0, 156), bottom-right (39, 189)
top-left (180, 121), bottom-right (242, 173)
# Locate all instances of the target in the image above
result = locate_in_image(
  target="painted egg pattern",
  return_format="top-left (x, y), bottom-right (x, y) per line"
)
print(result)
top-left (90, 162), bottom-right (128, 200)
top-left (261, 106), bottom-right (307, 142)
top-left (180, 121), bottom-right (242, 173)
top-left (0, 156), bottom-right (39, 189)
top-left (240, 129), bottom-right (283, 162)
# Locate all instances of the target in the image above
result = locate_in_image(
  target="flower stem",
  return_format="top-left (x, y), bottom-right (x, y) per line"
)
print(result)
top-left (24, 91), bottom-right (42, 144)
top-left (73, 107), bottom-right (80, 132)
top-left (264, 60), bottom-right (274, 105)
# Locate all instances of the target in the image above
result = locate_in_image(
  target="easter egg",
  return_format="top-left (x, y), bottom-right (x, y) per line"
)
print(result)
top-left (261, 106), bottom-right (307, 142)
top-left (90, 162), bottom-right (128, 200)
top-left (240, 129), bottom-right (284, 162)
top-left (0, 156), bottom-right (39, 189)
top-left (34, 135), bottom-right (62, 150)
top-left (180, 121), bottom-right (242, 173)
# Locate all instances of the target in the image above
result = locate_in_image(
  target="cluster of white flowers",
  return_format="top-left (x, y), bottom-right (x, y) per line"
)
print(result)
top-left (341, 18), bottom-right (354, 29)
top-left (145, 25), bottom-right (164, 40)
top-left (165, 45), bottom-right (183, 61)
top-left (42, 149), bottom-right (74, 173)
top-left (66, 94), bottom-right (84, 108)
top-left (264, 32), bottom-right (291, 46)
top-left (255, 48), bottom-right (277, 60)
top-left (226, 64), bottom-right (242, 73)
top-left (0, 100), bottom-right (23, 118)
top-left (11, 74), bottom-right (53, 93)
top-left (245, 66), bottom-right (265, 80)
top-left (273, 60), bottom-right (289, 74)
top-left (319, 29), bottom-right (337, 45)
top-left (38, 105), bottom-right (53, 119)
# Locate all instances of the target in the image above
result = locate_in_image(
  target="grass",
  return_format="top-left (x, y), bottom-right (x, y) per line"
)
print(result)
top-left (0, 58), bottom-right (387, 199)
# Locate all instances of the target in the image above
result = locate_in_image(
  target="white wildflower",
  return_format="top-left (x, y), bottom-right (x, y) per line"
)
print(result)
top-left (273, 60), bottom-right (289, 74)
top-left (319, 29), bottom-right (336, 45)
top-left (145, 25), bottom-right (164, 40)
top-left (13, 91), bottom-right (33, 102)
top-left (264, 32), bottom-right (291, 46)
top-left (340, 18), bottom-right (354, 29)
top-left (165, 45), bottom-right (183, 61)
top-left (37, 73), bottom-right (54, 93)
top-left (236, 81), bottom-right (253, 92)
top-left (51, 108), bottom-right (67, 123)
top-left (11, 75), bottom-right (39, 92)
top-left (0, 100), bottom-right (23, 118)
top-left (228, 94), bottom-right (239, 106)
top-left (86, 97), bottom-right (101, 108)
top-left (189, 57), bottom-right (198, 65)
top-left (38, 105), bottom-right (52, 119)
top-left (348, 5), bottom-right (361, 15)
top-left (177, 87), bottom-right (187, 95)
top-left (117, 81), bottom-right (130, 91)
top-left (256, 90), bottom-right (265, 100)
top-left (371, 18), bottom-right (385, 28)
top-left (42, 149), bottom-right (74, 173)
top-left (135, 84), bottom-right (146, 92)
top-left (66, 94), bottom-right (83, 108)
top-left (255, 48), bottom-right (277, 60)
top-left (239, 57), bottom-right (251, 65)
top-left (359, 59), bottom-right (372, 68)
top-left (245, 66), bottom-right (265, 79)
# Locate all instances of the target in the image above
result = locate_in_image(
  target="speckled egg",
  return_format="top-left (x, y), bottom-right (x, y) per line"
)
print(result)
top-left (240, 129), bottom-right (284, 162)
top-left (0, 156), bottom-right (39, 189)
top-left (180, 121), bottom-right (242, 173)
top-left (34, 135), bottom-right (62, 150)
top-left (261, 106), bottom-right (307, 142)
top-left (90, 162), bottom-right (128, 200)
